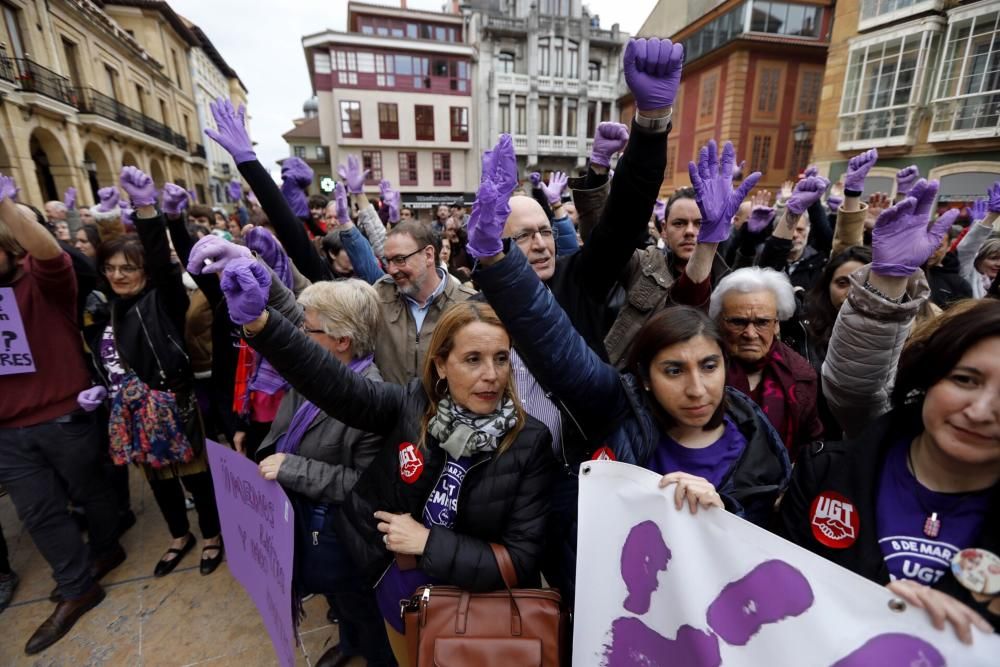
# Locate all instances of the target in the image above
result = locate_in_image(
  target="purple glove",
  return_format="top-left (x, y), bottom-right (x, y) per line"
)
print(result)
top-left (803, 165), bottom-right (819, 178)
top-left (337, 154), bottom-right (368, 194)
top-left (187, 234), bottom-right (252, 275)
top-left (227, 180), bottom-right (242, 203)
top-left (119, 166), bottom-right (157, 207)
top-left (895, 165), bottom-right (920, 196)
top-left (467, 135), bottom-right (518, 259)
top-left (0, 175), bottom-right (16, 202)
top-left (591, 122), bottom-right (629, 168)
top-left (96, 186), bottom-right (120, 213)
top-left (786, 176), bottom-right (827, 217)
top-left (380, 180), bottom-right (401, 223)
top-left (653, 199), bottom-right (666, 222)
top-left (623, 38), bottom-right (684, 111)
top-left (220, 257), bottom-right (272, 325)
top-left (529, 172), bottom-right (542, 188)
top-left (333, 183), bottom-right (350, 223)
top-left (481, 134), bottom-right (518, 222)
top-left (280, 157), bottom-right (313, 218)
top-left (843, 148), bottom-right (878, 192)
top-left (205, 98), bottom-right (256, 164)
top-left (871, 179), bottom-right (959, 277)
top-left (988, 181), bottom-right (1000, 213)
top-left (971, 197), bottom-right (988, 222)
top-left (63, 187), bottom-right (76, 210)
top-left (77, 386), bottom-right (107, 412)
top-left (747, 206), bottom-right (776, 234)
top-left (688, 140), bottom-right (761, 243)
top-left (826, 195), bottom-right (843, 211)
top-left (161, 183), bottom-right (189, 217)
top-left (542, 171), bottom-right (568, 206)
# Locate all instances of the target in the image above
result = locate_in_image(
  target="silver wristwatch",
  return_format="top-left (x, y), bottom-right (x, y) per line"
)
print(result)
top-left (634, 109), bottom-right (672, 132)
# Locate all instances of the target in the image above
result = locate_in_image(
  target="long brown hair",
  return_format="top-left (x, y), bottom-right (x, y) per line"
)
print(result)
top-left (419, 301), bottom-right (526, 453)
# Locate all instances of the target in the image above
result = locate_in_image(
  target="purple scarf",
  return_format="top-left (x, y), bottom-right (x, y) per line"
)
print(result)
top-left (276, 355), bottom-right (374, 455)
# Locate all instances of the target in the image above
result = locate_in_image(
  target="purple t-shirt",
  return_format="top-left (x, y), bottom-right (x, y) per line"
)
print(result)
top-left (648, 416), bottom-right (747, 488)
top-left (877, 439), bottom-right (991, 586)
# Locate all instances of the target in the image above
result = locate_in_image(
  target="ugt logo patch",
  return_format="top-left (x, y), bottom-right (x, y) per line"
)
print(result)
top-left (810, 491), bottom-right (859, 549)
top-left (398, 442), bottom-right (424, 484)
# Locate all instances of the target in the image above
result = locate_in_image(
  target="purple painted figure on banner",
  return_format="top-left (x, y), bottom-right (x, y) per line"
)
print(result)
top-left (0, 288), bottom-right (36, 375)
top-left (621, 520), bottom-right (671, 615)
top-left (831, 633), bottom-right (946, 667)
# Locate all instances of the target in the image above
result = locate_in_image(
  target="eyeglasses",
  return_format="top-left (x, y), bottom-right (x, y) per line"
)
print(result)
top-left (299, 321), bottom-right (327, 336)
top-left (102, 264), bottom-right (141, 277)
top-left (722, 316), bottom-right (777, 332)
top-left (510, 228), bottom-right (555, 245)
top-left (381, 247), bottom-right (427, 267)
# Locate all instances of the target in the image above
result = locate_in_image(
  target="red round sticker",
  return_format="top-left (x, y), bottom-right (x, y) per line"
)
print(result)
top-left (809, 491), bottom-right (859, 549)
top-left (398, 442), bottom-right (424, 484)
top-left (591, 446), bottom-right (616, 461)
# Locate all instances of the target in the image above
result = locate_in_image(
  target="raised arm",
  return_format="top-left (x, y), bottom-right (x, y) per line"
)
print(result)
top-left (0, 175), bottom-right (61, 260)
top-left (331, 183), bottom-right (384, 285)
top-left (956, 182), bottom-right (1000, 280)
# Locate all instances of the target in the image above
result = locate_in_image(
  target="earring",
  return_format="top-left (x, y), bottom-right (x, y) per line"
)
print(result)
top-left (435, 377), bottom-right (448, 396)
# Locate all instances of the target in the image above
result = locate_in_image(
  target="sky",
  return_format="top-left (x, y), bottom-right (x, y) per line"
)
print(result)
top-left (166, 0), bottom-right (658, 173)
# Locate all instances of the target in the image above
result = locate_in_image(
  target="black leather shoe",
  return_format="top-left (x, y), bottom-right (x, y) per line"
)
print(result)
top-left (0, 571), bottom-right (19, 613)
top-left (316, 644), bottom-right (349, 667)
top-left (199, 541), bottom-right (224, 576)
top-left (25, 583), bottom-right (105, 655)
top-left (49, 544), bottom-right (128, 602)
top-left (154, 534), bottom-right (195, 577)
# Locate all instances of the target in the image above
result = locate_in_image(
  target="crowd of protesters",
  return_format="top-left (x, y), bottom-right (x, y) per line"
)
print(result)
top-left (0, 35), bottom-right (998, 665)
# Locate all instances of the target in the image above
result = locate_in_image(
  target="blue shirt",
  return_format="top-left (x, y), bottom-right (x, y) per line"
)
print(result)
top-left (648, 417), bottom-right (747, 488)
top-left (404, 268), bottom-right (448, 333)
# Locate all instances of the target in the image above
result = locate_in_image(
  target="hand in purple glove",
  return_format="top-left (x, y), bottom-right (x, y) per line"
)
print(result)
top-left (591, 122), bottom-right (629, 168)
top-left (895, 165), bottom-right (920, 196)
top-left (786, 176), bottom-right (827, 217)
top-left (482, 134), bottom-right (518, 198)
top-left (119, 166), bottom-right (157, 207)
top-left (623, 38), bottom-right (684, 111)
top-left (0, 175), bottom-right (17, 202)
top-left (77, 386), bottom-right (107, 412)
top-left (467, 135), bottom-right (518, 259)
top-left (205, 98), bottom-right (256, 164)
top-left (971, 197), bottom-right (988, 222)
top-left (653, 199), bottom-right (666, 222)
top-left (96, 186), bottom-right (120, 212)
top-left (280, 157), bottom-right (313, 218)
top-left (687, 140), bottom-right (761, 243)
top-left (187, 234), bottom-right (252, 275)
top-left (380, 180), bottom-right (401, 223)
top-left (803, 165), bottom-right (819, 178)
top-left (333, 183), bottom-right (350, 223)
top-left (987, 181), bottom-right (1000, 213)
top-left (747, 206), bottom-right (776, 234)
top-left (220, 257), bottom-right (272, 325)
top-left (228, 180), bottom-right (243, 203)
top-left (843, 148), bottom-right (878, 192)
top-left (64, 187), bottom-right (76, 210)
top-left (161, 183), bottom-right (189, 217)
top-left (542, 171), bottom-right (568, 205)
top-left (826, 194), bottom-right (843, 211)
top-left (337, 155), bottom-right (368, 194)
top-left (529, 172), bottom-right (542, 188)
top-left (871, 179), bottom-right (959, 277)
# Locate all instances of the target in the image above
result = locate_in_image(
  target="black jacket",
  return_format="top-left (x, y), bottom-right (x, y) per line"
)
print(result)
top-left (246, 308), bottom-right (556, 591)
top-left (926, 252), bottom-right (973, 309)
top-left (779, 407), bottom-right (999, 630)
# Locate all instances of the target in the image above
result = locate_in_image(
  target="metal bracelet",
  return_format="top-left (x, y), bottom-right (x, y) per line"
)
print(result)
top-left (863, 279), bottom-right (905, 304)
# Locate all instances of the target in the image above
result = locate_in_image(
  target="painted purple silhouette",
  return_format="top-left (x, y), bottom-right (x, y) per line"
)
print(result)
top-left (706, 559), bottom-right (814, 646)
top-left (620, 520), bottom-right (672, 615)
top-left (604, 618), bottom-right (721, 667)
top-left (831, 633), bottom-right (946, 667)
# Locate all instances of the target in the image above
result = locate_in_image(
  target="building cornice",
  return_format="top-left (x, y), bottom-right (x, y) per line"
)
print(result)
top-left (302, 30), bottom-right (474, 57)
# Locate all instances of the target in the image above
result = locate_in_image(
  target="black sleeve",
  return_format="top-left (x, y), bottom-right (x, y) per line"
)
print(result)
top-left (165, 214), bottom-right (224, 308)
top-left (581, 168), bottom-right (610, 190)
top-left (808, 199), bottom-right (833, 256)
top-left (236, 160), bottom-right (333, 284)
top-left (134, 213), bottom-right (188, 330)
top-left (758, 236), bottom-right (793, 273)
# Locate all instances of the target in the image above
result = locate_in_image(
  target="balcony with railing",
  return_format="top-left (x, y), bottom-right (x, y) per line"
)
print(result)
top-left (536, 135), bottom-right (580, 155)
top-left (484, 15), bottom-right (527, 34)
top-left (73, 87), bottom-right (190, 151)
top-left (10, 58), bottom-right (78, 107)
top-left (0, 47), bottom-right (15, 84)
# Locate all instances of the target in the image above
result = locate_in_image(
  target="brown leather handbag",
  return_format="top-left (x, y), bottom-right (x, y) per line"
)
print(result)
top-left (402, 543), bottom-right (568, 666)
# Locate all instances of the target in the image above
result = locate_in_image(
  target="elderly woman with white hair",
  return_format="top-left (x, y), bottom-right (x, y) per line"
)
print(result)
top-left (709, 266), bottom-right (824, 460)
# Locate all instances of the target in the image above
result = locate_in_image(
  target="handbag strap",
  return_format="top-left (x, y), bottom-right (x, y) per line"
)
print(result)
top-left (490, 543), bottom-right (518, 589)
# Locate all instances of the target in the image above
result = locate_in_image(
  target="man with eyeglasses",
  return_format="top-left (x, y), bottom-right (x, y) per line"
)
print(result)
top-left (708, 266), bottom-right (823, 460)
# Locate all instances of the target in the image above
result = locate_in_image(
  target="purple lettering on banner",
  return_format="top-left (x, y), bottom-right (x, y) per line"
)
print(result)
top-left (706, 559), bottom-right (814, 646)
top-left (604, 618), bottom-right (721, 667)
top-left (831, 633), bottom-right (946, 667)
top-left (206, 440), bottom-right (295, 667)
top-left (620, 520), bottom-right (672, 614)
top-left (0, 288), bottom-right (36, 376)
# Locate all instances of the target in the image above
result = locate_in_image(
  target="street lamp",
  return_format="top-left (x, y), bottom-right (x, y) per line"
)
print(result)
top-left (793, 122), bottom-right (809, 145)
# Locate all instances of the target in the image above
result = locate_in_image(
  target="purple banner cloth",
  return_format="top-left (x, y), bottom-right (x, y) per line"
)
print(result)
top-left (0, 287), bottom-right (36, 375)
top-left (206, 440), bottom-right (296, 667)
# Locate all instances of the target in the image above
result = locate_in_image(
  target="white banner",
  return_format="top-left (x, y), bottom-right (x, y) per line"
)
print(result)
top-left (574, 460), bottom-right (998, 666)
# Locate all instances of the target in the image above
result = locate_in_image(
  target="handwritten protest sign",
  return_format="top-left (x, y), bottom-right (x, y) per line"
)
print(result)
top-left (206, 440), bottom-right (295, 667)
top-left (575, 460), bottom-right (999, 666)
top-left (0, 287), bottom-right (35, 376)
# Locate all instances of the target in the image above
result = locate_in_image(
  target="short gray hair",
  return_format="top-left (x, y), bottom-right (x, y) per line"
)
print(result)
top-left (709, 267), bottom-right (797, 321)
top-left (45, 201), bottom-right (67, 215)
top-left (297, 279), bottom-right (381, 359)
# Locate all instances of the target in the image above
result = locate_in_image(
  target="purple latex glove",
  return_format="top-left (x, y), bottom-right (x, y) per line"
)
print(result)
top-left (96, 186), bottom-right (120, 213)
top-left (971, 197), bottom-right (988, 222)
top-left (843, 148), bottom-right (878, 192)
top-left (337, 154), bottom-right (368, 194)
top-left (591, 122), bottom-right (630, 168)
top-left (187, 234), bottom-right (252, 275)
top-left (895, 166), bottom-right (920, 196)
top-left (623, 38), bottom-right (684, 111)
top-left (0, 175), bottom-right (16, 202)
top-left (542, 171), bottom-right (568, 206)
top-left (481, 134), bottom-right (518, 222)
top-left (333, 183), bottom-right (350, 223)
top-left (119, 166), bottom-right (157, 207)
top-left (803, 165), bottom-right (819, 178)
top-left (63, 187), bottom-right (76, 210)
top-left (380, 180), bottom-right (401, 223)
top-left (653, 199), bottom-right (666, 222)
top-left (467, 135), bottom-right (518, 259)
top-left (227, 180), bottom-right (242, 203)
top-left (161, 183), bottom-right (189, 217)
top-left (871, 179), bottom-right (959, 277)
top-left (988, 181), bottom-right (1000, 213)
top-left (77, 386), bottom-right (107, 412)
top-left (529, 172), bottom-right (542, 188)
top-left (205, 98), bottom-right (256, 164)
top-left (827, 195), bottom-right (843, 211)
top-left (786, 176), bottom-right (827, 217)
top-left (747, 206), bottom-right (776, 234)
top-left (220, 257), bottom-right (272, 325)
top-left (187, 188), bottom-right (198, 203)
top-left (688, 140), bottom-right (761, 243)
top-left (280, 157), bottom-right (313, 218)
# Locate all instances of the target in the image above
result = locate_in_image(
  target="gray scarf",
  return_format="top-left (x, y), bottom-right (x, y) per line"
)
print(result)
top-left (427, 395), bottom-right (518, 459)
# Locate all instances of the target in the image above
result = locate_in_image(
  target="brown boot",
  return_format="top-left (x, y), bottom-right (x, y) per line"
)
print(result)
top-left (49, 545), bottom-right (126, 602)
top-left (26, 583), bottom-right (105, 655)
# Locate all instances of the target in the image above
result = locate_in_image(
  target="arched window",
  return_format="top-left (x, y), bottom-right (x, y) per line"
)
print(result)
top-left (498, 51), bottom-right (515, 74)
top-left (588, 61), bottom-right (601, 82)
